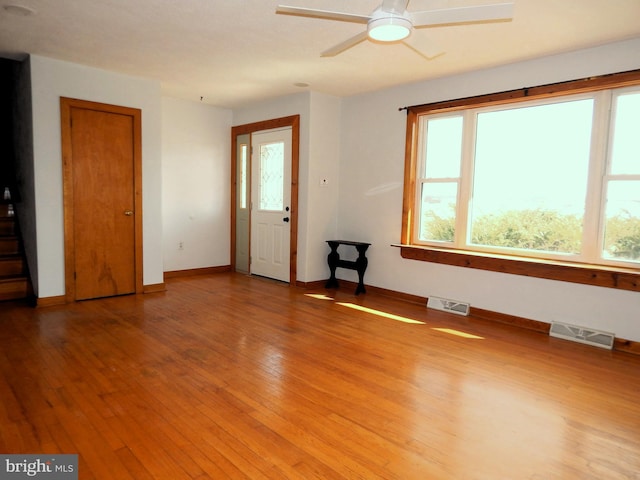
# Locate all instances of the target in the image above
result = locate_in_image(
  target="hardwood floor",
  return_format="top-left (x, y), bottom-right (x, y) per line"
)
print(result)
top-left (1, 273), bottom-right (639, 479)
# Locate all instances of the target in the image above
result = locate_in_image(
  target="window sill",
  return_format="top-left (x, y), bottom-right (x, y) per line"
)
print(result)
top-left (395, 244), bottom-right (640, 292)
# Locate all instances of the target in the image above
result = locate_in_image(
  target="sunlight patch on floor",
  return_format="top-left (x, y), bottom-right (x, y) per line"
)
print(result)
top-left (336, 302), bottom-right (426, 324)
top-left (306, 293), bottom-right (425, 323)
top-left (304, 293), bottom-right (334, 301)
top-left (432, 327), bottom-right (484, 339)
top-left (305, 292), bottom-right (485, 337)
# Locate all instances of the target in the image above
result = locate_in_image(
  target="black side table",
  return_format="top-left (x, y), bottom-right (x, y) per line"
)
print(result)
top-left (325, 240), bottom-right (371, 295)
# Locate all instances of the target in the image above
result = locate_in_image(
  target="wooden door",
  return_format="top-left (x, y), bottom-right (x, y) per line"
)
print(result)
top-left (61, 98), bottom-right (143, 301)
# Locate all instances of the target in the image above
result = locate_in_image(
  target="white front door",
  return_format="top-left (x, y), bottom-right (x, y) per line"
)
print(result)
top-left (250, 127), bottom-right (292, 282)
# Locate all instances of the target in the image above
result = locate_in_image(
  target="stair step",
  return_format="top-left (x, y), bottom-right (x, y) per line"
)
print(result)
top-left (0, 187), bottom-right (28, 301)
top-left (0, 218), bottom-right (15, 236)
top-left (0, 204), bottom-right (14, 218)
top-left (0, 255), bottom-right (25, 276)
top-left (0, 276), bottom-right (28, 302)
top-left (0, 237), bottom-right (19, 255)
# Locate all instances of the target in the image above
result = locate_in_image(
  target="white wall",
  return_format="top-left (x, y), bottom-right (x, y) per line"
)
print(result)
top-left (29, 55), bottom-right (164, 297)
top-left (339, 38), bottom-right (640, 341)
top-left (161, 97), bottom-right (232, 272)
top-left (304, 92), bottom-right (342, 282)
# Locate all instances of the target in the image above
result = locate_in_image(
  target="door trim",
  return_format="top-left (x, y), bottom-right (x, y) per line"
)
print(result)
top-left (60, 97), bottom-right (144, 302)
top-left (230, 115), bottom-right (300, 285)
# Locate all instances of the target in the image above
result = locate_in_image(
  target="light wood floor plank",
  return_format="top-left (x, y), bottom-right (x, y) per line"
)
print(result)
top-left (1, 272), bottom-right (639, 479)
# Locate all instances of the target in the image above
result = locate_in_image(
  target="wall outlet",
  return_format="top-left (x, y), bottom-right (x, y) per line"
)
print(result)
top-left (320, 178), bottom-right (329, 187)
top-left (178, 241), bottom-right (184, 250)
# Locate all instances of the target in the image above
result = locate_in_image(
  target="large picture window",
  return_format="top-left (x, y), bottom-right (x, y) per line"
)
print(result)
top-left (401, 70), bottom-right (640, 290)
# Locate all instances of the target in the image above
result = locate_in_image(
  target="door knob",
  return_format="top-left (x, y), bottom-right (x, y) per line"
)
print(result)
top-left (283, 216), bottom-right (290, 222)
top-left (124, 210), bottom-right (134, 216)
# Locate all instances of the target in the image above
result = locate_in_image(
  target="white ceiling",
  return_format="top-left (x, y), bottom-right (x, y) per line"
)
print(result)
top-left (1, 0), bottom-right (639, 108)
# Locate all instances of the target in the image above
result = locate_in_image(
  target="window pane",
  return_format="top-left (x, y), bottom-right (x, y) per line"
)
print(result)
top-left (602, 180), bottom-right (640, 262)
top-left (469, 99), bottom-right (593, 254)
top-left (610, 92), bottom-right (640, 175)
top-left (423, 116), bottom-right (463, 179)
top-left (259, 141), bottom-right (284, 211)
top-left (240, 144), bottom-right (248, 209)
top-left (419, 182), bottom-right (457, 242)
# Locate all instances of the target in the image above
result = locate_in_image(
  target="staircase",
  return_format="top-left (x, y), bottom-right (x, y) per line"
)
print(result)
top-left (0, 186), bottom-right (29, 302)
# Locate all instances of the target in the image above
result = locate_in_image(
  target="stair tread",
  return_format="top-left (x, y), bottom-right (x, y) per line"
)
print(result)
top-left (0, 275), bottom-right (28, 282)
top-left (0, 188), bottom-right (27, 301)
top-left (0, 281), bottom-right (29, 301)
top-left (0, 272), bottom-right (26, 279)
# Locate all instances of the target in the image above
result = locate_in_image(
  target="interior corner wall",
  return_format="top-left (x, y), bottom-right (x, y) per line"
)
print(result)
top-left (338, 38), bottom-right (640, 342)
top-left (305, 91), bottom-right (341, 282)
top-left (231, 91), bottom-right (342, 283)
top-left (232, 93), bottom-right (313, 281)
top-left (161, 97), bottom-right (232, 272)
top-left (29, 55), bottom-right (164, 298)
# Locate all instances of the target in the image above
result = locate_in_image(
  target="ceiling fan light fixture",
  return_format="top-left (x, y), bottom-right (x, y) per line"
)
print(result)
top-left (367, 15), bottom-right (412, 42)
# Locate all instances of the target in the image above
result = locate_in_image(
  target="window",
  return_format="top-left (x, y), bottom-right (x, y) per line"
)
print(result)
top-left (603, 91), bottom-right (640, 262)
top-left (239, 143), bottom-right (248, 209)
top-left (258, 141), bottom-right (284, 211)
top-left (401, 70), bottom-right (640, 291)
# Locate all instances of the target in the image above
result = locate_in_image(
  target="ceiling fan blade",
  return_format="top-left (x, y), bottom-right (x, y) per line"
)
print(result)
top-left (276, 5), bottom-right (370, 24)
top-left (381, 0), bottom-right (410, 14)
top-left (402, 35), bottom-right (445, 60)
top-left (321, 32), bottom-right (369, 57)
top-left (411, 3), bottom-right (514, 28)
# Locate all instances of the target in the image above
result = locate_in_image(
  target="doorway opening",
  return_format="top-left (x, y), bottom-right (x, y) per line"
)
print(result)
top-left (231, 115), bottom-right (300, 285)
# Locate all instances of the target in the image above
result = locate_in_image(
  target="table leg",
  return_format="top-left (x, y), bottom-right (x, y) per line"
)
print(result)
top-left (354, 245), bottom-right (369, 295)
top-left (325, 242), bottom-right (340, 289)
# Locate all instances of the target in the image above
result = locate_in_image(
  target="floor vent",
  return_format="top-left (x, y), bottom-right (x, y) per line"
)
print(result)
top-left (549, 322), bottom-right (615, 350)
top-left (426, 296), bottom-right (470, 316)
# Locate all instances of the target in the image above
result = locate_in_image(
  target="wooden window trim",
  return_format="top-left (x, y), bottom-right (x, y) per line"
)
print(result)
top-left (400, 69), bottom-right (640, 292)
top-left (397, 244), bottom-right (640, 292)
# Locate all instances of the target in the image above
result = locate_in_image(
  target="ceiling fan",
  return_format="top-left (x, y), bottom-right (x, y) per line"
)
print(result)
top-left (276, 0), bottom-right (514, 59)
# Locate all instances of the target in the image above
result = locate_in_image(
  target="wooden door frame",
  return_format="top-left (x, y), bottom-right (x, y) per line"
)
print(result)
top-left (60, 97), bottom-right (144, 302)
top-left (230, 115), bottom-right (300, 285)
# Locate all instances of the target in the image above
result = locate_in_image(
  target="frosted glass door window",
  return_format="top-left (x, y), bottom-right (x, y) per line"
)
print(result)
top-left (259, 142), bottom-right (284, 211)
